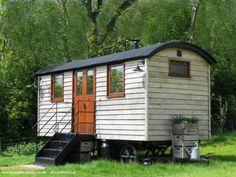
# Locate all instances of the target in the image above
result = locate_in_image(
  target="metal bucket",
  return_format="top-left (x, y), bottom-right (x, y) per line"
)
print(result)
top-left (184, 142), bottom-right (200, 160)
top-left (100, 140), bottom-right (110, 160)
top-left (190, 143), bottom-right (200, 159)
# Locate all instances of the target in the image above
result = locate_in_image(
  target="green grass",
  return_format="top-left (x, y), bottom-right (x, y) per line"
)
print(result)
top-left (0, 132), bottom-right (236, 177)
top-left (0, 155), bottom-right (34, 166)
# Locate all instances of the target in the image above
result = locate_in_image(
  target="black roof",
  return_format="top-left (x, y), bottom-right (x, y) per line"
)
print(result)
top-left (35, 42), bottom-right (216, 76)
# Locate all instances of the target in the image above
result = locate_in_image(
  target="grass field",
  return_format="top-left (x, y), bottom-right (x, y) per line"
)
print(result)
top-left (0, 132), bottom-right (236, 177)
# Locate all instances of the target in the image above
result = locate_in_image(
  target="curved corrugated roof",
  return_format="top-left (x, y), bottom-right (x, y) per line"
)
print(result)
top-left (35, 41), bottom-right (216, 76)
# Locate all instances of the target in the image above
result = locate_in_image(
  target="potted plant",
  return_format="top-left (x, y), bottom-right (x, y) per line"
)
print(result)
top-left (172, 115), bottom-right (199, 135)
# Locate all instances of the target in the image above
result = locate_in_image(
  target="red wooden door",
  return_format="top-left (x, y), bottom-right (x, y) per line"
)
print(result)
top-left (73, 69), bottom-right (95, 134)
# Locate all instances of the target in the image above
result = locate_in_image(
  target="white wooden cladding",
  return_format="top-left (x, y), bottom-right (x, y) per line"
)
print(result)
top-left (147, 48), bottom-right (210, 141)
top-left (96, 60), bottom-right (147, 141)
top-left (38, 71), bottom-right (73, 136)
top-left (37, 48), bottom-right (211, 141)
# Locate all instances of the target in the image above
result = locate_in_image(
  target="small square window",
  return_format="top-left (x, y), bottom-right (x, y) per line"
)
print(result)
top-left (169, 60), bottom-right (190, 77)
top-left (51, 74), bottom-right (64, 102)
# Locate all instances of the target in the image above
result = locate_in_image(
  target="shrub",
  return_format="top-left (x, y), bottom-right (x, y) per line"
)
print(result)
top-left (3, 141), bottom-right (44, 156)
top-left (214, 96), bottom-right (228, 138)
top-left (212, 95), bottom-right (235, 133)
top-left (224, 95), bottom-right (236, 131)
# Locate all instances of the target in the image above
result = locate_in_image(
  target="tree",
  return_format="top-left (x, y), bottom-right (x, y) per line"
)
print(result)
top-left (212, 96), bottom-right (228, 138)
top-left (80, 0), bottom-right (137, 57)
top-left (193, 0), bottom-right (236, 132)
top-left (1, 0), bottom-right (236, 140)
top-left (117, 0), bottom-right (191, 45)
top-left (0, 0), bottom-right (64, 139)
top-left (56, 0), bottom-right (71, 62)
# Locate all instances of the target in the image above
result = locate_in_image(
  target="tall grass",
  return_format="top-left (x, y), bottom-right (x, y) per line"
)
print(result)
top-left (2, 142), bottom-right (44, 156)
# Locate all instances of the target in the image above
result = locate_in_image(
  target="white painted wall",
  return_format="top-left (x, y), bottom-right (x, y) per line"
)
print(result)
top-left (95, 60), bottom-right (147, 141)
top-left (147, 48), bottom-right (210, 141)
top-left (37, 48), bottom-right (211, 142)
top-left (38, 71), bottom-right (73, 136)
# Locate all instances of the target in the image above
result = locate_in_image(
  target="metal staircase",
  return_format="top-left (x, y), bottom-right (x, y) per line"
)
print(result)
top-left (33, 100), bottom-right (96, 165)
top-left (35, 133), bottom-right (95, 165)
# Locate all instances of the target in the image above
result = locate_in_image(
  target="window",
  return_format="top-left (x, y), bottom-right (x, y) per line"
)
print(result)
top-left (107, 64), bottom-right (125, 97)
top-left (51, 74), bottom-right (64, 102)
top-left (76, 71), bottom-right (83, 95)
top-left (87, 69), bottom-right (94, 95)
top-left (169, 60), bottom-right (190, 77)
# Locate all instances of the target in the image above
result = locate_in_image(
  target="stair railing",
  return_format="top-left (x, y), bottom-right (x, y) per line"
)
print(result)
top-left (56, 100), bottom-right (96, 150)
top-left (44, 102), bottom-right (73, 136)
top-left (38, 112), bottom-right (57, 135)
top-left (55, 100), bottom-right (80, 150)
top-left (33, 101), bottom-right (72, 137)
top-left (54, 99), bottom-right (80, 134)
top-left (32, 102), bottom-right (57, 129)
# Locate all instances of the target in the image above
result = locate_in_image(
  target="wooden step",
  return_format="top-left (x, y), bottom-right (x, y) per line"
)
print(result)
top-left (41, 148), bottom-right (61, 158)
top-left (52, 133), bottom-right (75, 141)
top-left (46, 140), bottom-right (69, 149)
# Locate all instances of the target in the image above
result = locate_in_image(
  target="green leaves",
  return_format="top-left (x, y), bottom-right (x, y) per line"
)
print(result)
top-left (173, 115), bottom-right (199, 124)
top-left (0, 0), bottom-right (236, 140)
top-left (117, 0), bottom-right (191, 45)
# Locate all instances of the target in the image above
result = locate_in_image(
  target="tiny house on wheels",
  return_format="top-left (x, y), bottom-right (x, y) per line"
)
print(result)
top-left (34, 42), bottom-right (216, 165)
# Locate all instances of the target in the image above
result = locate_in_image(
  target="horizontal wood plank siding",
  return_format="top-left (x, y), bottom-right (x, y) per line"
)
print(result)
top-left (38, 71), bottom-right (73, 136)
top-left (147, 48), bottom-right (210, 141)
top-left (96, 60), bottom-right (147, 141)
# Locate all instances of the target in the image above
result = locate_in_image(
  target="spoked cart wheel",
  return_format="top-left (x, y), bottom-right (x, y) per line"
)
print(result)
top-left (120, 144), bottom-right (137, 163)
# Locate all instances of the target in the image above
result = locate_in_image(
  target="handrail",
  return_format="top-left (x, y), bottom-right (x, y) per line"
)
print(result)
top-left (56, 120), bottom-right (73, 151)
top-left (56, 100), bottom-right (96, 150)
top-left (32, 102), bottom-right (57, 129)
top-left (59, 99), bottom-right (81, 131)
top-left (36, 99), bottom-right (95, 150)
top-left (55, 100), bottom-right (80, 150)
top-left (56, 110), bottom-right (94, 150)
top-left (34, 101), bottom-right (73, 135)
top-left (58, 120), bottom-right (72, 134)
top-left (38, 112), bottom-right (57, 134)
top-left (44, 103), bottom-right (73, 137)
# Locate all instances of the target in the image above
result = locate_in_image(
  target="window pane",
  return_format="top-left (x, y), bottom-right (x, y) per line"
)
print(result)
top-left (76, 71), bottom-right (83, 95)
top-left (110, 65), bottom-right (124, 93)
top-left (87, 69), bottom-right (94, 95)
top-left (54, 74), bottom-right (63, 98)
top-left (170, 61), bottom-right (189, 77)
top-left (171, 63), bottom-right (188, 74)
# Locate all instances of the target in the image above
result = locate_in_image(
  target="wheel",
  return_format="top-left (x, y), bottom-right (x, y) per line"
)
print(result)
top-left (120, 144), bottom-right (137, 163)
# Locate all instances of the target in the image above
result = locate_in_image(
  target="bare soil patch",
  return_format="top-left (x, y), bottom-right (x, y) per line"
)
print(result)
top-left (0, 164), bottom-right (45, 170)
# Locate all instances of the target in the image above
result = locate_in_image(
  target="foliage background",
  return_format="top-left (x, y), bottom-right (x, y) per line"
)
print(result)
top-left (0, 0), bottom-right (235, 140)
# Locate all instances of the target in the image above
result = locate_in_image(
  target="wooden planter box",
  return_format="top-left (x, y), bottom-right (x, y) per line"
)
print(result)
top-left (172, 135), bottom-right (199, 146)
top-left (173, 146), bottom-right (192, 159)
top-left (173, 123), bottom-right (199, 135)
top-left (172, 123), bottom-right (199, 159)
